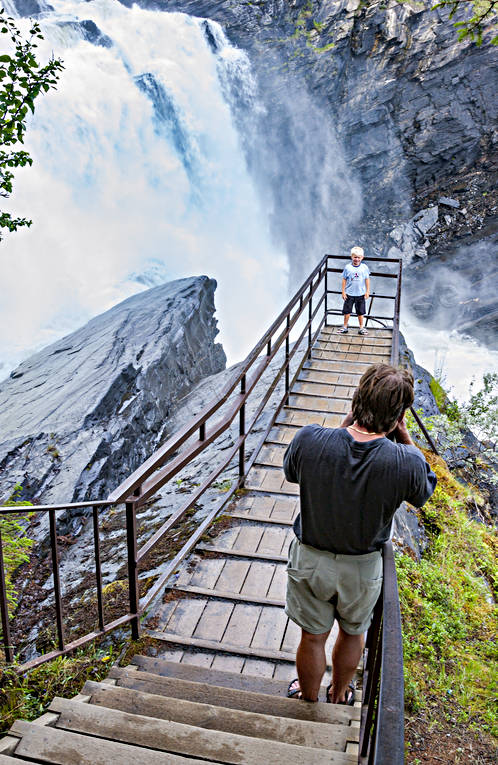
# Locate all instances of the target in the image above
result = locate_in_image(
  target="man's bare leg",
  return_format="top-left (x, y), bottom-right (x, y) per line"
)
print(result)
top-left (358, 314), bottom-right (364, 329)
top-left (329, 625), bottom-right (364, 703)
top-left (293, 628), bottom-right (330, 701)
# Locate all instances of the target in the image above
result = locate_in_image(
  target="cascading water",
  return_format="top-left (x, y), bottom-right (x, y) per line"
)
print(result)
top-left (0, 0), bottom-right (289, 377)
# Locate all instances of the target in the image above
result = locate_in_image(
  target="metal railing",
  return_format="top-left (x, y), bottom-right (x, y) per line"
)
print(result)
top-left (1, 253), bottom-right (437, 765)
top-left (1, 255), bottom-right (329, 669)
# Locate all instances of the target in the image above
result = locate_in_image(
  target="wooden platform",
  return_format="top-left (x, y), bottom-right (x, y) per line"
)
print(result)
top-left (1, 325), bottom-right (391, 763)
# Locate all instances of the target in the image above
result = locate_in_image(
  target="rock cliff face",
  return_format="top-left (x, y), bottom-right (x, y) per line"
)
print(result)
top-left (140, 0), bottom-right (496, 235)
top-left (0, 277), bottom-right (226, 507)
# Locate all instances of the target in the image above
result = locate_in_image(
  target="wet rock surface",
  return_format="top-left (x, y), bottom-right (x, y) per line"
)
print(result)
top-left (146, 0), bottom-right (497, 225)
top-left (0, 276), bottom-right (226, 511)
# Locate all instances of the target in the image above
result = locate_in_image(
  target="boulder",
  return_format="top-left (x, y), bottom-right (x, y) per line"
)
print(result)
top-left (0, 277), bottom-right (226, 511)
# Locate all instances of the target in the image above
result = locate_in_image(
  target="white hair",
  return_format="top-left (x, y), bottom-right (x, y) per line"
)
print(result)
top-left (350, 246), bottom-right (364, 257)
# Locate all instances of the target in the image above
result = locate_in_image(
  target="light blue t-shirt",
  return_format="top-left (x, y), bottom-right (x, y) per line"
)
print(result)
top-left (342, 262), bottom-right (370, 296)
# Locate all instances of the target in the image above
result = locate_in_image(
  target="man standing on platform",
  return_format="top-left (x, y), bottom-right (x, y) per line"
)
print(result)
top-left (284, 363), bottom-right (437, 704)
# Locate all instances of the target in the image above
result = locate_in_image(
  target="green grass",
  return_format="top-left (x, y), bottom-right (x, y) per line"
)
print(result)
top-left (397, 453), bottom-right (498, 737)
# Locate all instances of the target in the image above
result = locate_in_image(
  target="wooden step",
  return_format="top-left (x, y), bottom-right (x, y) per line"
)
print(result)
top-left (132, 656), bottom-right (300, 698)
top-left (131, 655), bottom-right (297, 695)
top-left (197, 544), bottom-right (288, 562)
top-left (47, 696), bottom-right (355, 765)
top-left (229, 511), bottom-right (293, 525)
top-left (144, 629), bottom-right (297, 662)
top-left (81, 680), bottom-right (356, 750)
top-left (9, 720), bottom-right (202, 765)
top-left (108, 666), bottom-right (360, 724)
top-left (130, 655), bottom-right (351, 698)
top-left (167, 583), bottom-right (285, 607)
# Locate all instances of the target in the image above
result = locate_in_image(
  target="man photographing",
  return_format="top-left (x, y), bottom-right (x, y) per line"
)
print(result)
top-left (283, 363), bottom-right (437, 703)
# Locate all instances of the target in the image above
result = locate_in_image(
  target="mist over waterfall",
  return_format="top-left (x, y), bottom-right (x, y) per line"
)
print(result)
top-left (1, 0), bottom-right (328, 376)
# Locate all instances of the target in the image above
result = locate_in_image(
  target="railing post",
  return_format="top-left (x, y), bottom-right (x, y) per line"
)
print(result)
top-left (92, 506), bottom-right (105, 632)
top-left (49, 508), bottom-right (65, 651)
top-left (0, 525), bottom-right (14, 663)
top-left (239, 374), bottom-right (246, 483)
top-left (126, 500), bottom-right (140, 640)
top-left (325, 259), bottom-right (328, 326)
top-left (308, 282), bottom-right (312, 359)
top-left (285, 315), bottom-right (290, 405)
top-left (199, 423), bottom-right (205, 441)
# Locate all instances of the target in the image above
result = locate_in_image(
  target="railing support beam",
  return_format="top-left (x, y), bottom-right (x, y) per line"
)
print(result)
top-left (126, 501), bottom-right (140, 641)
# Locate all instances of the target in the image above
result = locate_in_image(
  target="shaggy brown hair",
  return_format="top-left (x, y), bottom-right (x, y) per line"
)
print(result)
top-left (351, 364), bottom-right (414, 434)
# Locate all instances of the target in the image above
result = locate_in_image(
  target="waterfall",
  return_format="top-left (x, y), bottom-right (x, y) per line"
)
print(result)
top-left (0, 0), bottom-right (289, 377)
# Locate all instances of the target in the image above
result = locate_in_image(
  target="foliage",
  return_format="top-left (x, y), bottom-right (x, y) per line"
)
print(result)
top-left (410, 373), bottom-right (498, 475)
top-left (432, 0), bottom-right (498, 46)
top-left (397, 454), bottom-right (498, 737)
top-left (0, 641), bottom-right (119, 733)
top-left (0, 9), bottom-right (63, 240)
top-left (0, 485), bottom-right (33, 617)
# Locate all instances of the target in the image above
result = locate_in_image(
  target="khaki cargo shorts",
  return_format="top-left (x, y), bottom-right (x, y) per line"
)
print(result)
top-left (285, 537), bottom-right (383, 635)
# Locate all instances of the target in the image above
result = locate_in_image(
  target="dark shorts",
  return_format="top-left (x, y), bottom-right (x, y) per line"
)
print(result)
top-left (343, 294), bottom-right (366, 316)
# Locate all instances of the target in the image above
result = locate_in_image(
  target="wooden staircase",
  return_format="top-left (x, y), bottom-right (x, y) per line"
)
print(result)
top-left (0, 325), bottom-right (393, 763)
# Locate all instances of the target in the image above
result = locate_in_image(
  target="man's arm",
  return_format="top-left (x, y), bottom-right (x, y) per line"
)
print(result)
top-left (389, 416), bottom-right (414, 445)
top-left (364, 277), bottom-right (370, 301)
top-left (340, 411), bottom-right (354, 428)
top-left (341, 277), bottom-right (347, 300)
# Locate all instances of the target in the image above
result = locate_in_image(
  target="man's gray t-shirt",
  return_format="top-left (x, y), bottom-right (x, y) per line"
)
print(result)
top-left (284, 425), bottom-right (437, 555)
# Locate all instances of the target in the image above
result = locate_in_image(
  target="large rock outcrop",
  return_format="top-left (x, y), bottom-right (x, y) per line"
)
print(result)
top-left (142, 0), bottom-right (496, 233)
top-left (0, 277), bottom-right (226, 507)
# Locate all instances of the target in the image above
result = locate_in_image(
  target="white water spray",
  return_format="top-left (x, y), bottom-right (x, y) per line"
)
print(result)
top-left (0, 0), bottom-right (288, 377)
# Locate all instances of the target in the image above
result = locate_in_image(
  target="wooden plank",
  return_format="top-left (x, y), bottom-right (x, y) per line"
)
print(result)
top-left (231, 524), bottom-right (265, 553)
top-left (267, 564), bottom-right (288, 601)
top-left (49, 696), bottom-right (356, 765)
top-left (189, 557), bottom-right (226, 589)
top-left (109, 666), bottom-right (359, 723)
top-left (180, 651), bottom-right (214, 668)
top-left (192, 601), bottom-right (233, 645)
top-left (222, 603), bottom-right (262, 646)
top-left (163, 597), bottom-right (205, 637)
top-left (288, 395), bottom-right (349, 413)
top-left (9, 721), bottom-right (206, 765)
top-left (171, 583), bottom-right (284, 607)
top-left (144, 629), bottom-right (297, 663)
top-left (79, 682), bottom-right (357, 752)
top-left (130, 655), bottom-right (298, 696)
top-left (251, 606), bottom-right (289, 652)
top-left (208, 525), bottom-right (242, 551)
top-left (257, 526), bottom-right (289, 556)
top-left (281, 616), bottom-right (302, 653)
top-left (211, 654), bottom-right (245, 673)
top-left (242, 658), bottom-right (275, 678)
top-left (193, 599), bottom-right (234, 642)
top-left (271, 498), bottom-right (298, 522)
top-left (0, 755), bottom-right (37, 764)
top-left (215, 559), bottom-right (250, 593)
top-left (229, 511), bottom-right (293, 526)
top-left (197, 545), bottom-right (287, 563)
top-left (240, 561), bottom-right (277, 598)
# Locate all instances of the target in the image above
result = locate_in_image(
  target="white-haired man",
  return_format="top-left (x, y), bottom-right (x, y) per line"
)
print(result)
top-left (338, 246), bottom-right (370, 335)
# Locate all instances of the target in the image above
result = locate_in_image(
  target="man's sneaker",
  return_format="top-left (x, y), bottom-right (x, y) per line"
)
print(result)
top-left (337, 327), bottom-right (348, 334)
top-left (358, 328), bottom-right (368, 335)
